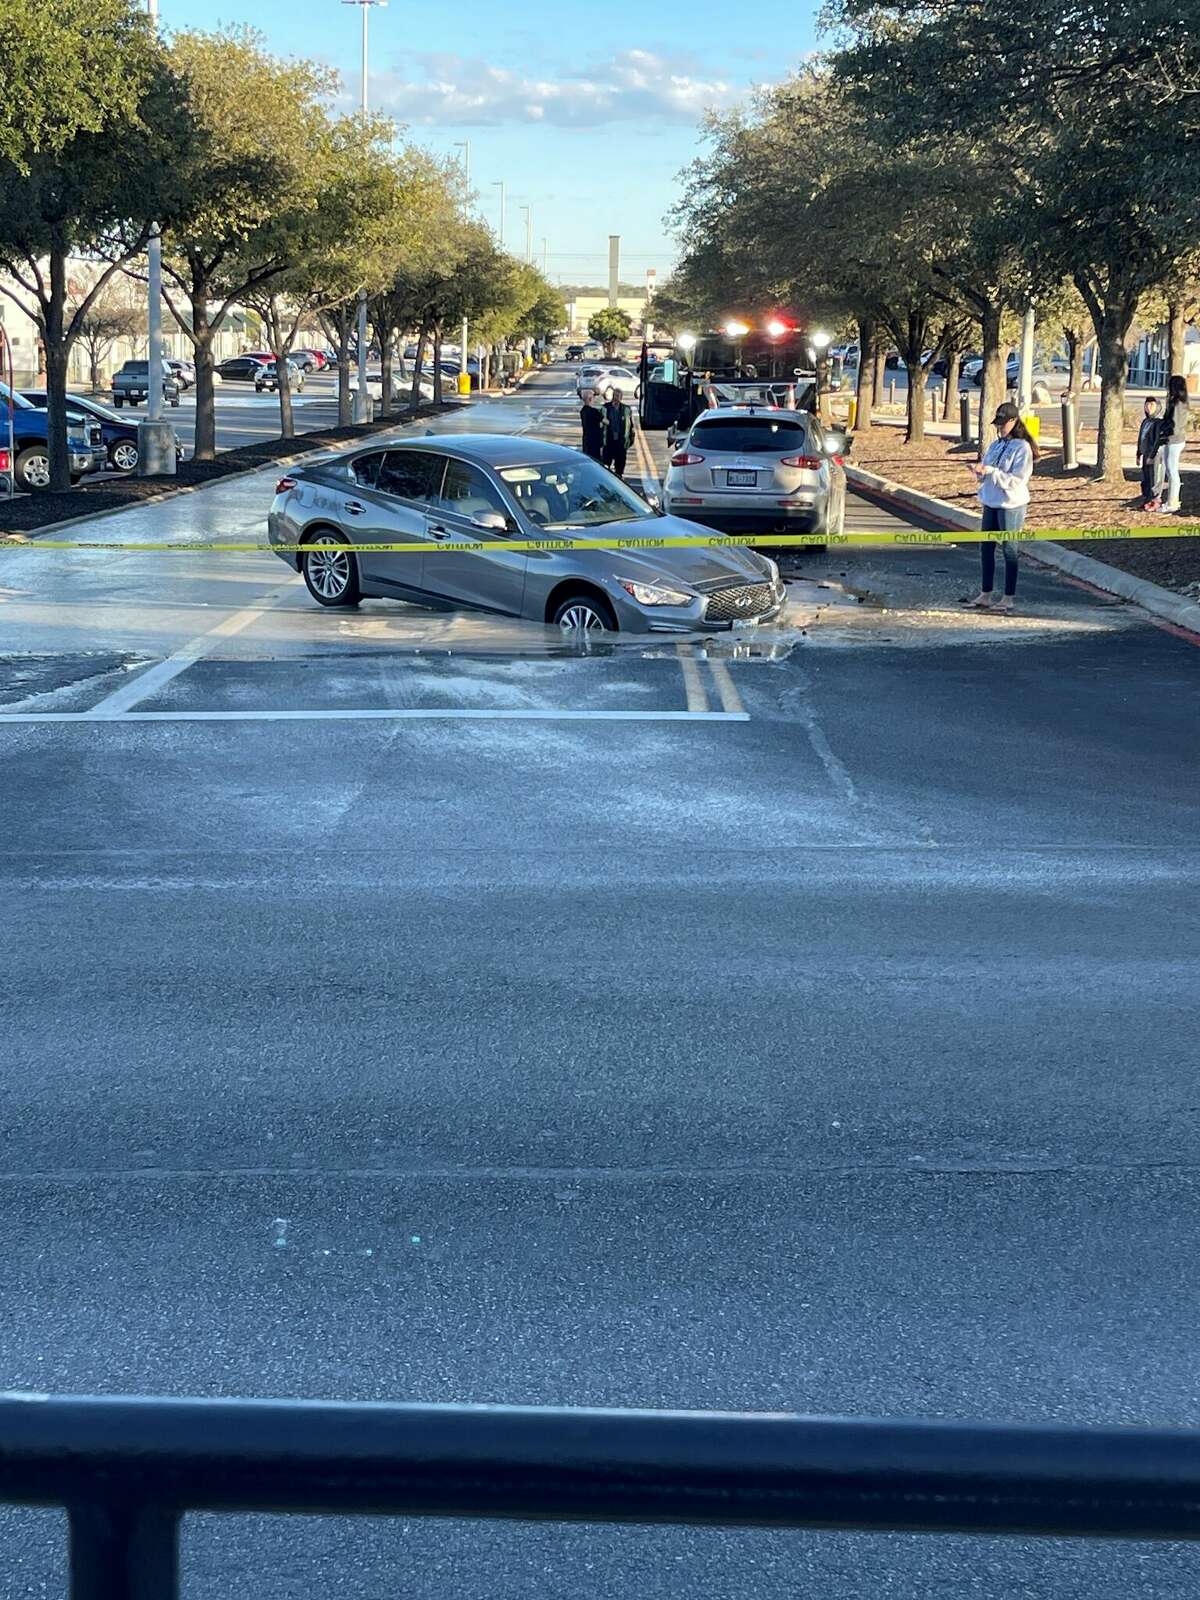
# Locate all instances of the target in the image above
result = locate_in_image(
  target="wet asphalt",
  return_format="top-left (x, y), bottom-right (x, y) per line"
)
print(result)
top-left (1, 368), bottom-right (1199, 1597)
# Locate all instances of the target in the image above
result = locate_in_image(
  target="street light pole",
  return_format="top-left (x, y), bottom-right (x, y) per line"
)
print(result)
top-left (139, 0), bottom-right (175, 475)
top-left (521, 204), bottom-right (532, 264)
top-left (342, 0), bottom-right (387, 423)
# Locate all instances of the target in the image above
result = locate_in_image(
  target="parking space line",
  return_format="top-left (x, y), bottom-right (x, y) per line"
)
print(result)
top-left (0, 708), bottom-right (750, 726)
top-left (676, 644), bottom-right (710, 712)
top-left (85, 578), bottom-right (302, 717)
top-left (708, 658), bottom-right (746, 715)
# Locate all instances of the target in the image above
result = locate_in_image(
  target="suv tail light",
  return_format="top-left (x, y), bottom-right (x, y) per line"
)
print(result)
top-left (0, 448), bottom-right (9, 474)
top-left (779, 454), bottom-right (823, 469)
top-left (275, 475), bottom-right (297, 494)
top-left (670, 450), bottom-right (706, 466)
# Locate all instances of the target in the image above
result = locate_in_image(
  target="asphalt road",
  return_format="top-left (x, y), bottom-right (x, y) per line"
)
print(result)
top-left (2, 367), bottom-right (1199, 1597)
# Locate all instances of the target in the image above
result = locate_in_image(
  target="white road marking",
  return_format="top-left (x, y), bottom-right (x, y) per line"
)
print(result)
top-left (675, 644), bottom-right (710, 712)
top-left (0, 707), bottom-right (749, 726)
top-left (85, 578), bottom-right (302, 717)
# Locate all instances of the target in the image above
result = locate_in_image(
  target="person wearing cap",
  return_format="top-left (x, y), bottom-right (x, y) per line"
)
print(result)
top-left (963, 401), bottom-right (1038, 612)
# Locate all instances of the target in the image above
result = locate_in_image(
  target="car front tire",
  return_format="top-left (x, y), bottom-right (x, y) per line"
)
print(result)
top-left (552, 591), bottom-right (617, 632)
top-left (302, 532), bottom-right (362, 608)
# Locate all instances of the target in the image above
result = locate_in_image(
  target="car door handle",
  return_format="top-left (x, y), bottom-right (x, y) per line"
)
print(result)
top-left (427, 522), bottom-right (449, 539)
top-left (344, 501), bottom-right (366, 516)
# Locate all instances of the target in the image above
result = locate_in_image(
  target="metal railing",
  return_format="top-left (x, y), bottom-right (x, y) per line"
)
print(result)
top-left (2, 1393), bottom-right (1199, 1598)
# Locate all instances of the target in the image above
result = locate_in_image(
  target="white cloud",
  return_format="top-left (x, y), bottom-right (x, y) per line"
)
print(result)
top-left (365, 49), bottom-right (744, 127)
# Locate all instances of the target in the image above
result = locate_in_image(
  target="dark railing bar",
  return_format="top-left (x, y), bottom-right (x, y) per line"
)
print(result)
top-left (2, 1394), bottom-right (1200, 1543)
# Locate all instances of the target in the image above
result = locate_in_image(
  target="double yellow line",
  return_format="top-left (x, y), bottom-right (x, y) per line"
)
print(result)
top-left (675, 644), bottom-right (745, 714)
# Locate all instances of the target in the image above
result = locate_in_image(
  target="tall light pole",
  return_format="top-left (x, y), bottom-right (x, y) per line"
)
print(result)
top-left (343, 0), bottom-right (387, 422)
top-left (492, 181), bottom-right (506, 249)
top-left (139, 0), bottom-right (175, 476)
top-left (541, 237), bottom-right (548, 275)
top-left (454, 142), bottom-right (471, 396)
top-left (520, 204), bottom-right (532, 264)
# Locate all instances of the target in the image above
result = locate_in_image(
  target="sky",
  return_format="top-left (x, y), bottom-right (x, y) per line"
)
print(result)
top-left (158, 0), bottom-right (823, 286)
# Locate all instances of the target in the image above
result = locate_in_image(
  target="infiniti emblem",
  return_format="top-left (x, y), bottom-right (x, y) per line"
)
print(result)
top-left (736, 595), bottom-right (751, 608)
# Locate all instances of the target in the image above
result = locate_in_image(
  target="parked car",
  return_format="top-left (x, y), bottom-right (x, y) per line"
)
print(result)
top-left (662, 405), bottom-right (847, 546)
top-left (21, 390), bottom-right (185, 472)
top-left (0, 381), bottom-right (106, 488)
top-left (269, 435), bottom-right (787, 633)
top-left (293, 348), bottom-right (327, 371)
top-left (111, 359), bottom-right (181, 408)
top-left (166, 358), bottom-right (196, 390)
top-left (565, 344), bottom-right (586, 361)
top-left (254, 358), bottom-right (306, 393)
top-left (216, 355), bottom-right (271, 383)
top-left (575, 364), bottom-right (639, 400)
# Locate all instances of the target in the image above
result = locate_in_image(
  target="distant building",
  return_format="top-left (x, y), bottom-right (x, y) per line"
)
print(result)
top-left (565, 292), bottom-right (651, 335)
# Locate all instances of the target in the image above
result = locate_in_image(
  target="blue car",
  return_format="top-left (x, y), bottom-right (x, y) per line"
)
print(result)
top-left (0, 381), bottom-right (105, 490)
top-left (21, 390), bottom-right (185, 474)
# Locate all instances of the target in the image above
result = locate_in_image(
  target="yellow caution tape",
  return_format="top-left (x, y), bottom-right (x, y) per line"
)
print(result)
top-left (0, 525), bottom-right (1196, 554)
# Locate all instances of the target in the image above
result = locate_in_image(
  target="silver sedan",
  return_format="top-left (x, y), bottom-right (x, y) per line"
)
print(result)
top-left (268, 435), bottom-right (787, 633)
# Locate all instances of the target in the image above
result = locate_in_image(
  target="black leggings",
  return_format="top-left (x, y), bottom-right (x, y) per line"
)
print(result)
top-left (980, 504), bottom-right (1024, 596)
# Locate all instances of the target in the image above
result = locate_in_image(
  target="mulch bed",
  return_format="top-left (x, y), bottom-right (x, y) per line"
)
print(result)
top-left (851, 425), bottom-right (1200, 593)
top-left (0, 399), bottom-right (460, 537)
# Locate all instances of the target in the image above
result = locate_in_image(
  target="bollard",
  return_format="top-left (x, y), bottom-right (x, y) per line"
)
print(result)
top-left (959, 391), bottom-right (971, 443)
top-left (1061, 396), bottom-right (1078, 470)
top-left (887, 379), bottom-right (896, 405)
top-left (847, 397), bottom-right (858, 429)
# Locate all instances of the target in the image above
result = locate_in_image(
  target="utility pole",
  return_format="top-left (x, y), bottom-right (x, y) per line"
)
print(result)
top-left (608, 236), bottom-right (620, 308)
top-left (521, 204), bottom-right (532, 264)
top-left (342, 0), bottom-right (387, 422)
top-left (455, 142), bottom-right (471, 396)
top-left (492, 181), bottom-right (506, 249)
top-left (541, 237), bottom-right (548, 275)
top-left (139, 0), bottom-right (175, 475)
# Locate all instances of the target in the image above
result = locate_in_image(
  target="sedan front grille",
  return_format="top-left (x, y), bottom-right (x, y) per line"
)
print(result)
top-left (704, 582), bottom-right (775, 623)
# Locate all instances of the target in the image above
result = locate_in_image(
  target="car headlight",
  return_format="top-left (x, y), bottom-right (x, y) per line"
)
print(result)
top-left (617, 578), bottom-right (694, 606)
top-left (762, 556), bottom-right (781, 586)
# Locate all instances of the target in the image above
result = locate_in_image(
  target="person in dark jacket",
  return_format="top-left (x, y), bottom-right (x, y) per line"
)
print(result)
top-left (602, 387), bottom-right (634, 477)
top-left (1137, 396), bottom-right (1163, 508)
top-left (579, 388), bottom-right (605, 461)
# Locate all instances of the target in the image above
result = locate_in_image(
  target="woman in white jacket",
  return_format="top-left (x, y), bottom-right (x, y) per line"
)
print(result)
top-left (963, 401), bottom-right (1037, 613)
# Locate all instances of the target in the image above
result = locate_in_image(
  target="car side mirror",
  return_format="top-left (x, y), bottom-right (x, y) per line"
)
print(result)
top-left (646, 492), bottom-right (662, 512)
top-left (473, 510), bottom-right (508, 531)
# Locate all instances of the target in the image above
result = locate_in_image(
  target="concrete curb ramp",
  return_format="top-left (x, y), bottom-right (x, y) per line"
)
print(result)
top-left (846, 462), bottom-right (1200, 638)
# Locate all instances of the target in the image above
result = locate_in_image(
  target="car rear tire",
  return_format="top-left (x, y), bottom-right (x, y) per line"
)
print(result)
top-left (552, 591), bottom-right (617, 632)
top-left (15, 448), bottom-right (51, 491)
top-left (303, 532), bottom-right (362, 608)
top-left (113, 396), bottom-right (124, 408)
top-left (111, 440), bottom-right (139, 472)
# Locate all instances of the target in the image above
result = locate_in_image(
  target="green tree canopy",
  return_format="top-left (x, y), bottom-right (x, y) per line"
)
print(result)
top-left (588, 306), bottom-right (633, 354)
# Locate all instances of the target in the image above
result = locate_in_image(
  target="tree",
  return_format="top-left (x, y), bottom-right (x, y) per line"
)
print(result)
top-left (825, 0), bottom-right (1200, 480)
top-left (0, 0), bottom-right (185, 487)
top-left (588, 307), bottom-right (632, 355)
top-left (160, 28), bottom-right (338, 460)
top-left (71, 274), bottom-right (143, 391)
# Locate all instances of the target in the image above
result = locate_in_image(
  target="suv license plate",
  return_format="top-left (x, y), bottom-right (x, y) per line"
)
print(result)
top-left (727, 470), bottom-right (756, 486)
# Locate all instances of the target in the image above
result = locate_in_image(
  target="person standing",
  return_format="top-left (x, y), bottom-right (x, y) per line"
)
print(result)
top-left (1136, 395), bottom-right (1164, 509)
top-left (1161, 374), bottom-right (1190, 514)
top-left (602, 386), bottom-right (634, 478)
top-left (963, 401), bottom-right (1037, 613)
top-left (579, 387), bottom-right (605, 462)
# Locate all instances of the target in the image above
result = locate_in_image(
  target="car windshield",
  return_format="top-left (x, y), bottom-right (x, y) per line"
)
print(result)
top-left (690, 417), bottom-right (810, 453)
top-left (0, 381), bottom-right (35, 411)
top-left (499, 460), bottom-right (653, 529)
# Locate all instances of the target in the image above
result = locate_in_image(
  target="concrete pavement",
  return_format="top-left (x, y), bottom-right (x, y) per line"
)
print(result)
top-left (2, 366), bottom-right (1199, 1597)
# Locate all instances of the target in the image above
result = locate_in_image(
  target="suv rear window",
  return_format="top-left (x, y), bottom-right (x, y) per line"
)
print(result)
top-left (690, 418), bottom-right (809, 453)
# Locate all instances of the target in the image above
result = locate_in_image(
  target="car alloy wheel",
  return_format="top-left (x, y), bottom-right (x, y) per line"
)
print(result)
top-left (111, 441), bottom-right (139, 471)
top-left (18, 450), bottom-right (51, 490)
top-left (554, 595), bottom-right (615, 632)
top-left (303, 533), bottom-right (361, 607)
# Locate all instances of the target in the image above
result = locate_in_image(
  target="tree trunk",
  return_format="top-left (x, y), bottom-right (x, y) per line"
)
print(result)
top-left (941, 351), bottom-right (960, 420)
top-left (265, 298), bottom-right (294, 439)
top-left (1168, 299), bottom-right (1187, 377)
top-left (191, 306), bottom-right (216, 461)
top-left (44, 246), bottom-right (72, 491)
top-left (1065, 329), bottom-right (1083, 397)
top-left (410, 328), bottom-right (427, 411)
top-left (904, 361), bottom-right (925, 443)
top-left (433, 325), bottom-right (443, 405)
top-left (854, 319), bottom-right (874, 433)
top-left (872, 347), bottom-right (886, 406)
top-left (977, 305), bottom-right (1004, 455)
top-left (378, 332), bottom-right (394, 420)
top-left (1095, 316), bottom-right (1130, 484)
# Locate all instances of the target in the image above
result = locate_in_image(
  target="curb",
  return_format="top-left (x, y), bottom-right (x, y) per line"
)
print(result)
top-left (7, 403), bottom-right (459, 543)
top-left (846, 463), bottom-right (1200, 637)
